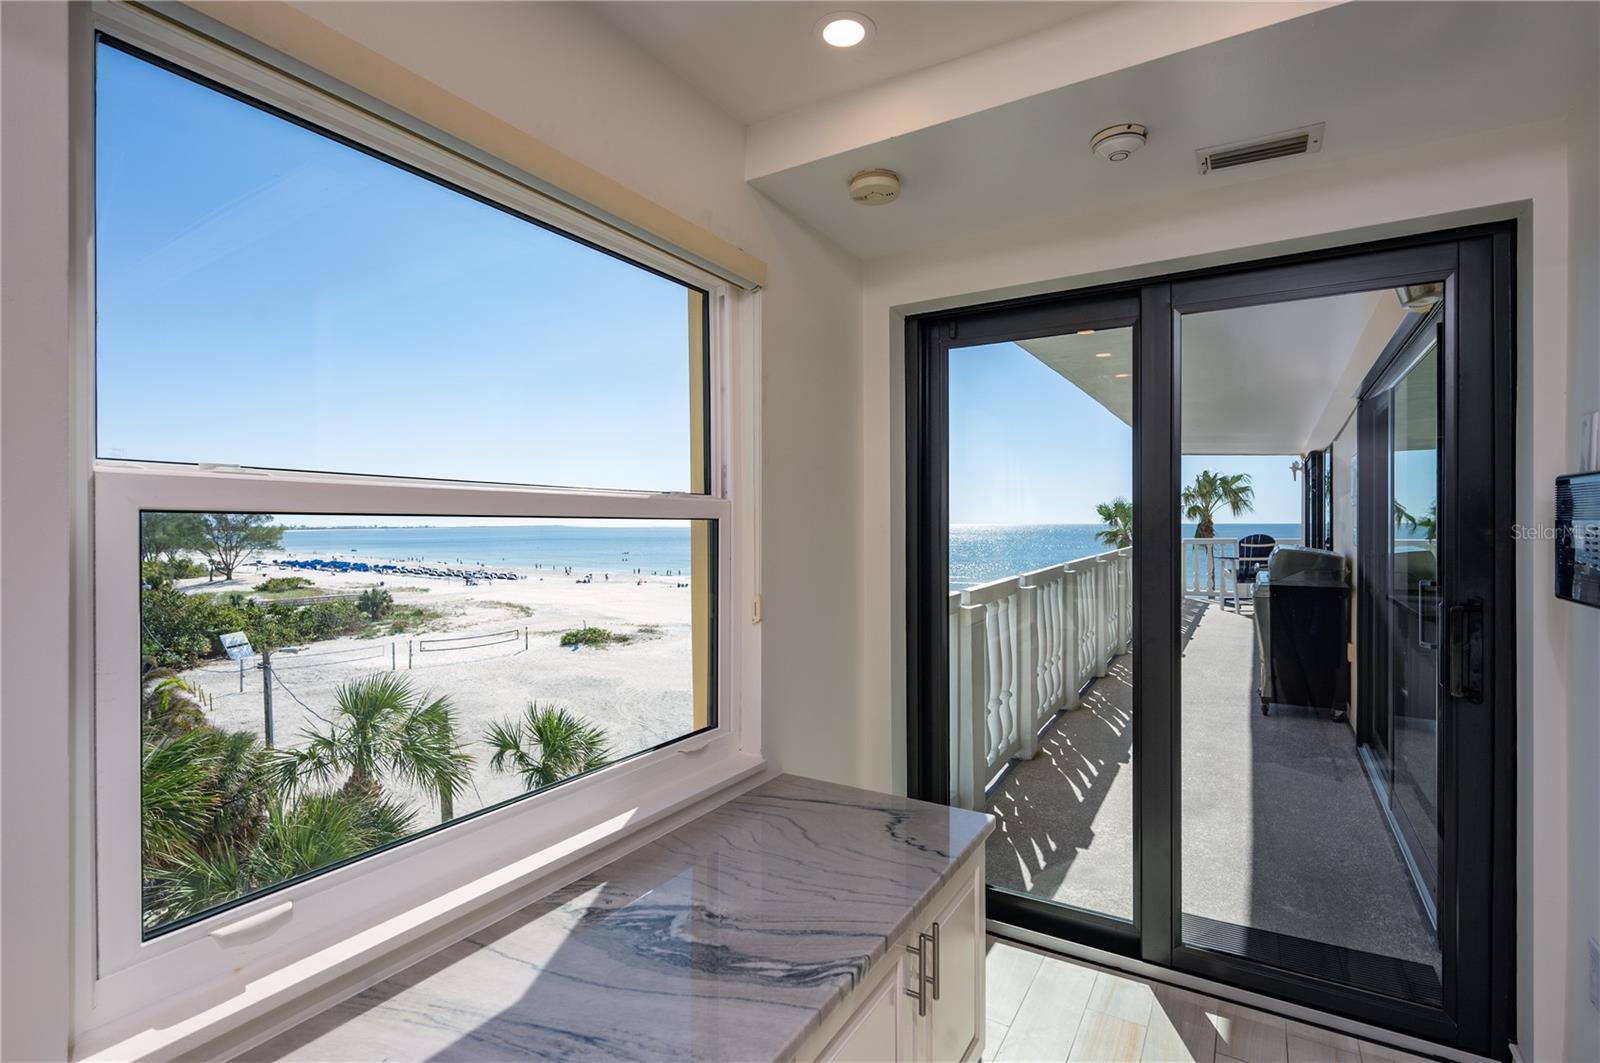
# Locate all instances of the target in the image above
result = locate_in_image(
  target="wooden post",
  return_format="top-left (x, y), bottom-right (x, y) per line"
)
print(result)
top-left (260, 650), bottom-right (275, 748)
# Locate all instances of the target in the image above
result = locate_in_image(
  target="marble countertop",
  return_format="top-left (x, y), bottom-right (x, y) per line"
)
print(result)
top-left (247, 774), bottom-right (993, 1062)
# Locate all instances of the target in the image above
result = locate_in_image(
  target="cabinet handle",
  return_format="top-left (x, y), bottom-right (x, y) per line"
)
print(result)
top-left (930, 921), bottom-right (941, 1001)
top-left (905, 930), bottom-right (935, 1017)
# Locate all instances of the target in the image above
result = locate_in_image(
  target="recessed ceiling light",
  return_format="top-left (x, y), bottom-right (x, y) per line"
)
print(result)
top-left (1114, 372), bottom-right (1131, 378)
top-left (818, 12), bottom-right (874, 48)
top-left (1095, 351), bottom-right (1112, 359)
top-left (1077, 328), bottom-right (1095, 336)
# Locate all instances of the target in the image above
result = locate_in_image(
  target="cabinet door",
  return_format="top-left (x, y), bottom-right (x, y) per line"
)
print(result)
top-left (821, 951), bottom-right (911, 1062)
top-left (925, 866), bottom-right (983, 1062)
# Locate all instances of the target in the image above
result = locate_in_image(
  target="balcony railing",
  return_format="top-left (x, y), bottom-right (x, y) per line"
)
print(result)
top-left (949, 536), bottom-right (1307, 809)
top-left (948, 547), bottom-right (1132, 809)
top-left (1182, 536), bottom-right (1304, 597)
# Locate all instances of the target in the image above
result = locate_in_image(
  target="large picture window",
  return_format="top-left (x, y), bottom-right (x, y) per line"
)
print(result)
top-left (81, 14), bottom-right (746, 1040)
top-left (137, 511), bottom-right (713, 935)
top-left (96, 40), bottom-right (707, 492)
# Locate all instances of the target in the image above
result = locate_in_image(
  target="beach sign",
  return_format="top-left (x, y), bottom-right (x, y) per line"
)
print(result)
top-left (220, 632), bottom-right (254, 661)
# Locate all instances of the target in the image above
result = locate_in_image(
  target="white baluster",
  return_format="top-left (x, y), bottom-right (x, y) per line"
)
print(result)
top-left (957, 600), bottom-right (987, 809)
top-left (1093, 558), bottom-right (1111, 676)
top-left (947, 593), bottom-right (965, 805)
top-left (1016, 582), bottom-right (1039, 759)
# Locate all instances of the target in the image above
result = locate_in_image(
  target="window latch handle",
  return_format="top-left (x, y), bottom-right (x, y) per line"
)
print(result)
top-left (208, 900), bottom-right (293, 946)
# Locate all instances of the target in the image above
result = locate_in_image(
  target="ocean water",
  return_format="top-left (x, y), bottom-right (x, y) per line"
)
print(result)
top-left (949, 522), bottom-right (1304, 590)
top-left (278, 524), bottom-right (693, 575)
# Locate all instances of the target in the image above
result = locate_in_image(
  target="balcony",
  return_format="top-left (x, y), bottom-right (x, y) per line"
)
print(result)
top-left (952, 539), bottom-right (1442, 996)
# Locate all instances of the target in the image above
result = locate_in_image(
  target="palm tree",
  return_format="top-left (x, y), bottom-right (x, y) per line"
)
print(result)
top-left (484, 703), bottom-right (611, 791)
top-left (1094, 498), bottom-right (1134, 549)
top-left (1182, 470), bottom-right (1255, 540)
top-left (136, 669), bottom-right (427, 929)
top-left (273, 673), bottom-right (473, 822)
top-left (142, 667), bottom-right (208, 740)
top-left (140, 668), bottom-right (271, 863)
top-left (1394, 499), bottom-right (1439, 543)
top-left (146, 790), bottom-right (415, 926)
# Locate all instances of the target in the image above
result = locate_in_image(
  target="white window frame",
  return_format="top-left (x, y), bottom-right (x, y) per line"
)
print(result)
top-left (70, 5), bottom-right (764, 1054)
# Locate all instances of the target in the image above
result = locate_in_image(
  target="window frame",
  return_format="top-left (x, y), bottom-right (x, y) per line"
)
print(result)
top-left (70, 4), bottom-right (764, 1052)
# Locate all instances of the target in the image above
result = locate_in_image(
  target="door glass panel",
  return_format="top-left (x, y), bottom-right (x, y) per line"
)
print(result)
top-left (948, 327), bottom-right (1135, 922)
top-left (1177, 292), bottom-right (1443, 1004)
top-left (1382, 328), bottom-right (1443, 911)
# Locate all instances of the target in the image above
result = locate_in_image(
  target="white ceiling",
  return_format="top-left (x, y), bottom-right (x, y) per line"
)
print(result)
top-left (589, 2), bottom-right (1107, 124)
top-left (1022, 291), bottom-right (1398, 454)
top-left (745, 1), bottom-right (1597, 258)
top-left (1178, 291), bottom-right (1391, 454)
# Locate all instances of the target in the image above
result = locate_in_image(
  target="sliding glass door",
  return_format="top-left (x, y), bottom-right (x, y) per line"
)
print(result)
top-left (909, 292), bottom-right (1143, 951)
top-left (905, 226), bottom-right (1515, 1058)
top-left (1174, 286), bottom-right (1444, 1007)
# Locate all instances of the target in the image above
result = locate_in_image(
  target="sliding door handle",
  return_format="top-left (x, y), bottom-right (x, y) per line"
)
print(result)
top-left (1417, 579), bottom-right (1439, 649)
top-left (1446, 597), bottom-right (1484, 703)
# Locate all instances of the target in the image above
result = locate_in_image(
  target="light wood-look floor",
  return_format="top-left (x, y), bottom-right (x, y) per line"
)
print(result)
top-left (985, 939), bottom-right (1440, 1063)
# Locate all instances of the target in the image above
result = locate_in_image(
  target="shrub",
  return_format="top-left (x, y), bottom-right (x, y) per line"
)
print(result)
top-left (142, 557), bottom-right (209, 589)
top-left (381, 604), bottom-right (442, 635)
top-left (559, 626), bottom-right (631, 649)
top-left (254, 576), bottom-right (314, 594)
top-left (356, 588), bottom-right (394, 621)
top-left (140, 586), bottom-right (365, 668)
top-left (296, 600), bottom-right (361, 641)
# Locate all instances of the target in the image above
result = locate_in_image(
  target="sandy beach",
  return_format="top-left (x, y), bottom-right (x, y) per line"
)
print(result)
top-left (178, 549), bottom-right (697, 824)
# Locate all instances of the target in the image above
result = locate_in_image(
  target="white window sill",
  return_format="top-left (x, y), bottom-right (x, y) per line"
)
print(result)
top-left (74, 751), bottom-right (767, 1063)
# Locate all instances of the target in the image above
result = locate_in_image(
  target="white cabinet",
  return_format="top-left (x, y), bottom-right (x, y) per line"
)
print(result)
top-left (820, 952), bottom-right (913, 1062)
top-left (810, 852), bottom-right (986, 1063)
top-left (915, 865), bottom-right (983, 1063)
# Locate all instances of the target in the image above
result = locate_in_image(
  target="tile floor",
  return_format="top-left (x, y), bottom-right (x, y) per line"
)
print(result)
top-left (985, 938), bottom-right (1440, 1063)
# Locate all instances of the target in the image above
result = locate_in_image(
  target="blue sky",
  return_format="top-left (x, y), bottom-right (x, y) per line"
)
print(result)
top-left (950, 342), bottom-right (1302, 525)
top-left (96, 43), bottom-right (697, 495)
top-left (100, 44), bottom-right (1302, 531)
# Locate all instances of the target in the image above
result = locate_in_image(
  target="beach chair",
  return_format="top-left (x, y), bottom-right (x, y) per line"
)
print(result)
top-left (1226, 533), bottom-right (1276, 611)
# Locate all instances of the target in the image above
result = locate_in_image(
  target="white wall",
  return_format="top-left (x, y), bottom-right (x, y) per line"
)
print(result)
top-left (0, 3), bottom-right (73, 1059)
top-left (0, 2), bottom-right (867, 1054)
top-left (857, 120), bottom-right (1585, 1059)
top-left (1564, 64), bottom-right (1600, 1061)
top-left (283, 2), bottom-right (871, 789)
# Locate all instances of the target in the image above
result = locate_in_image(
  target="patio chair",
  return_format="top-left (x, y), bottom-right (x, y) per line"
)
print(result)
top-left (1226, 533), bottom-right (1276, 611)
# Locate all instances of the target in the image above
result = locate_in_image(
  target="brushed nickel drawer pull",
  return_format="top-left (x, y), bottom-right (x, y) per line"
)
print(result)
top-left (906, 929), bottom-right (937, 1016)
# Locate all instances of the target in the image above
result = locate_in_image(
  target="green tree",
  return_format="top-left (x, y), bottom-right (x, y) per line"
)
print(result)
top-left (356, 588), bottom-right (394, 621)
top-left (196, 513), bottom-right (284, 580)
top-left (1394, 499), bottom-right (1439, 543)
top-left (272, 674), bottom-right (473, 821)
top-left (145, 790), bottom-right (415, 926)
top-left (484, 703), bottom-right (610, 791)
top-left (1094, 498), bottom-right (1134, 549)
top-left (137, 668), bottom-right (423, 929)
top-left (140, 512), bottom-right (206, 564)
top-left (1182, 470), bottom-right (1255, 540)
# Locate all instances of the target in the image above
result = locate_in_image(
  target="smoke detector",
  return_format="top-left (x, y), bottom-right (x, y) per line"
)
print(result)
top-left (848, 168), bottom-right (901, 205)
top-left (1090, 123), bottom-right (1147, 162)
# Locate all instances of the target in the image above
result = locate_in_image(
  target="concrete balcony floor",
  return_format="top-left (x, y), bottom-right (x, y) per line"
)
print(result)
top-left (985, 599), bottom-right (1440, 981)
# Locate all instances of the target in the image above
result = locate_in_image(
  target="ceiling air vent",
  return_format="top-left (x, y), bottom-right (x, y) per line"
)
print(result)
top-left (1196, 123), bottom-right (1324, 175)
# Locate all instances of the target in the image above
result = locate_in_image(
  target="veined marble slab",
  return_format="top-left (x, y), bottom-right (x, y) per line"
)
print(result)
top-left (246, 774), bottom-right (993, 1062)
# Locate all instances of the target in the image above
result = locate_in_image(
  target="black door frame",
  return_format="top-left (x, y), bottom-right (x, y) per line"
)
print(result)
top-left (904, 223), bottom-right (1516, 1058)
